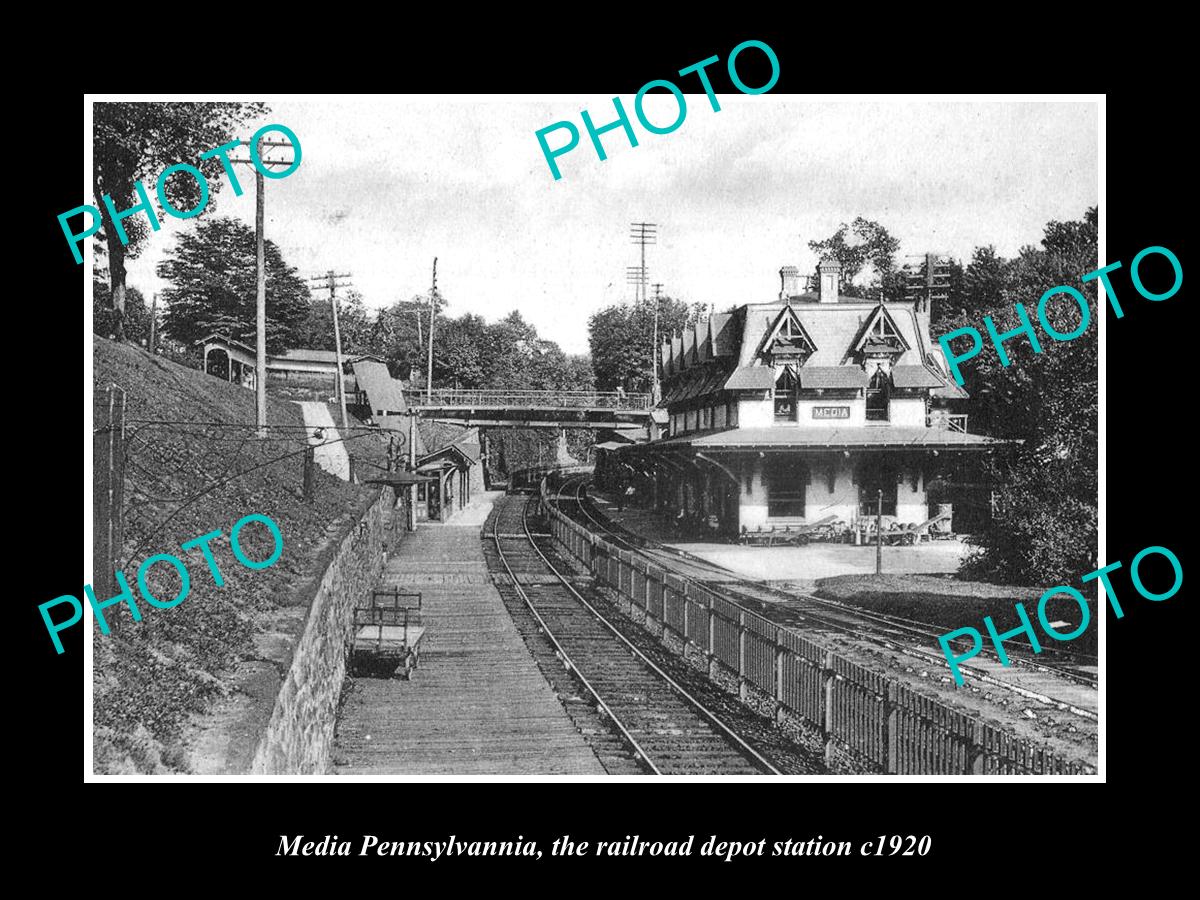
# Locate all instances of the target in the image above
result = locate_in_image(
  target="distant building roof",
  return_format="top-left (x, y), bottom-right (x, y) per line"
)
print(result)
top-left (352, 360), bottom-right (408, 414)
top-left (275, 348), bottom-right (340, 364)
top-left (195, 333), bottom-right (255, 354)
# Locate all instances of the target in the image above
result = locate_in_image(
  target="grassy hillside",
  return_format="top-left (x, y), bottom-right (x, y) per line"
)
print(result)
top-left (92, 339), bottom-right (388, 773)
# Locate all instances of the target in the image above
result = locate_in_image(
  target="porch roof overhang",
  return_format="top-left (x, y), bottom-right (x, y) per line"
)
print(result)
top-left (626, 425), bottom-right (1012, 453)
top-left (363, 471), bottom-right (436, 485)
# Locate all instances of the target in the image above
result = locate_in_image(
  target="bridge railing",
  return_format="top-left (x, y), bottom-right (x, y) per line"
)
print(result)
top-left (403, 389), bottom-right (653, 410)
top-left (537, 478), bottom-right (1094, 776)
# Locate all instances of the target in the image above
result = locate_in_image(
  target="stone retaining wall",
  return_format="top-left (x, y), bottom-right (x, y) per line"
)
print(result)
top-left (249, 489), bottom-right (394, 773)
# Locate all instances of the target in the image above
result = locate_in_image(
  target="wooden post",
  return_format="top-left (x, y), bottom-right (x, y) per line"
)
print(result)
top-left (737, 610), bottom-right (747, 700)
top-left (822, 649), bottom-right (836, 769)
top-left (774, 629), bottom-right (786, 722)
top-left (329, 271), bottom-right (349, 431)
top-left (426, 258), bottom-right (437, 402)
top-left (885, 682), bottom-right (899, 774)
top-left (968, 721), bottom-right (987, 775)
top-left (303, 446), bottom-right (314, 500)
top-left (682, 587), bottom-right (690, 648)
top-left (407, 414), bottom-right (417, 532)
top-left (707, 599), bottom-right (716, 678)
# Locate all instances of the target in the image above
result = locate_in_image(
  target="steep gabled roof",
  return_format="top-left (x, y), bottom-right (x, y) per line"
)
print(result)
top-left (756, 303), bottom-right (818, 361)
top-left (850, 304), bottom-right (912, 355)
top-left (694, 319), bottom-right (711, 363)
top-left (736, 303), bottom-right (926, 369)
top-left (682, 329), bottom-right (696, 367)
top-left (710, 312), bottom-right (736, 357)
top-left (671, 334), bottom-right (683, 371)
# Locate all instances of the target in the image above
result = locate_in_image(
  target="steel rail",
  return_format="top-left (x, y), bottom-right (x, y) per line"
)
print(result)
top-left (554, 474), bottom-right (1098, 708)
top-left (490, 501), bottom-right (663, 774)
top-left (513, 495), bottom-right (783, 775)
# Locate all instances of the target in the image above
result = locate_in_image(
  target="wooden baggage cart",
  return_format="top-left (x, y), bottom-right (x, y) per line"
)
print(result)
top-left (350, 589), bottom-right (425, 680)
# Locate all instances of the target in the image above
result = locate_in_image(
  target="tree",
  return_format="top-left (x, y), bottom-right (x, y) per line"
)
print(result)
top-left (941, 207), bottom-right (1098, 584)
top-left (94, 282), bottom-right (149, 345)
top-left (372, 296), bottom-right (432, 380)
top-left (807, 216), bottom-right (900, 297)
top-left (588, 296), bottom-right (706, 392)
top-left (156, 217), bottom-right (311, 354)
top-left (960, 245), bottom-right (1008, 317)
top-left (293, 289), bottom-right (373, 354)
top-left (432, 312), bottom-right (488, 387)
top-left (93, 102), bottom-right (266, 341)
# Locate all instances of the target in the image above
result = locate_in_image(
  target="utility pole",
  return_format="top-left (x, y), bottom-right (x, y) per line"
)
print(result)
top-left (626, 265), bottom-right (647, 302)
top-left (426, 257), bottom-right (438, 402)
top-left (903, 252), bottom-right (951, 312)
top-left (629, 223), bottom-right (657, 304)
top-left (254, 152), bottom-right (266, 436)
top-left (651, 282), bottom-right (664, 403)
top-left (408, 413), bottom-right (418, 532)
top-left (229, 134), bottom-right (297, 438)
top-left (308, 271), bottom-right (353, 430)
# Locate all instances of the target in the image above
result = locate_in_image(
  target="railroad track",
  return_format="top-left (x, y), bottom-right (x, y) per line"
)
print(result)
top-left (486, 493), bottom-right (819, 775)
top-left (553, 475), bottom-right (1098, 705)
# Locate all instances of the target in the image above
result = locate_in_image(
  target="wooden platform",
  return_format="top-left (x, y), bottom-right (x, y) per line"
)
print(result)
top-left (334, 521), bottom-right (606, 775)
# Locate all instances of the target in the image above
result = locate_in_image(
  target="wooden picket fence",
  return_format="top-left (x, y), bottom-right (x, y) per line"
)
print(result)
top-left (540, 483), bottom-right (1094, 776)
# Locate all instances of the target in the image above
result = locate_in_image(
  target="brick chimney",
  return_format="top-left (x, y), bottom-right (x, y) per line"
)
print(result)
top-left (779, 265), bottom-right (801, 300)
top-left (818, 257), bottom-right (841, 304)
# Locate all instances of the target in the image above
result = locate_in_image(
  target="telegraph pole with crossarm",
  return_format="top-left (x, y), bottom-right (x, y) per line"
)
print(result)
top-left (308, 271), bottom-right (354, 430)
top-left (228, 134), bottom-right (298, 437)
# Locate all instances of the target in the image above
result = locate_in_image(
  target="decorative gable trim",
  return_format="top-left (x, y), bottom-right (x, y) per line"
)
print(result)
top-left (756, 304), bottom-right (818, 363)
top-left (850, 304), bottom-right (912, 356)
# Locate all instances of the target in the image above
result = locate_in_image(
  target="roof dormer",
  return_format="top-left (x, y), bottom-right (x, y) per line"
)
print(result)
top-left (850, 303), bottom-right (910, 362)
top-left (757, 303), bottom-right (817, 365)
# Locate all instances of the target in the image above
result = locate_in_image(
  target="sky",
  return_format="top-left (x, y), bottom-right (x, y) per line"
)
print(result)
top-left (118, 97), bottom-right (1099, 355)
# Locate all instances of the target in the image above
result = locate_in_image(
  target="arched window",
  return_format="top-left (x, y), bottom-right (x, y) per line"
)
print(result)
top-left (775, 367), bottom-right (798, 422)
top-left (866, 367), bottom-right (891, 422)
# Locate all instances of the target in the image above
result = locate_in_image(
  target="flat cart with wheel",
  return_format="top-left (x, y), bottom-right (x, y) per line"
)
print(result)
top-left (350, 589), bottom-right (425, 679)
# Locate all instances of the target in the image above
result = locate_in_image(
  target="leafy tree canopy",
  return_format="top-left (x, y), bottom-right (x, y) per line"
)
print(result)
top-left (942, 207), bottom-right (1099, 584)
top-left (589, 296), bottom-right (707, 392)
top-left (807, 217), bottom-right (901, 297)
top-left (93, 102), bottom-right (265, 339)
top-left (156, 217), bottom-right (311, 355)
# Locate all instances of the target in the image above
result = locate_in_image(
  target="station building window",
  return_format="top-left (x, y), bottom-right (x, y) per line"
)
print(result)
top-left (857, 462), bottom-right (898, 516)
top-left (775, 367), bottom-right (798, 422)
top-left (766, 456), bottom-right (808, 518)
top-left (866, 367), bottom-right (891, 422)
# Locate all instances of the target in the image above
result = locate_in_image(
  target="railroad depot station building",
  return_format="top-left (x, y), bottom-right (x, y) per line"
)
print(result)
top-left (599, 260), bottom-right (1008, 538)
